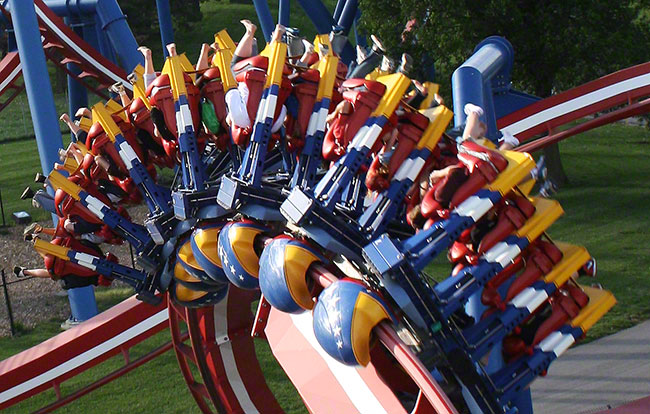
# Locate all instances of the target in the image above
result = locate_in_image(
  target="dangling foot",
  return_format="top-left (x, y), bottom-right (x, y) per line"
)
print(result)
top-left (356, 45), bottom-right (368, 64)
top-left (579, 257), bottom-right (597, 277)
top-left (380, 55), bottom-right (395, 72)
top-left (538, 179), bottom-right (558, 198)
top-left (34, 172), bottom-right (46, 183)
top-left (20, 187), bottom-right (34, 200)
top-left (370, 34), bottom-right (386, 53)
top-left (302, 39), bottom-right (315, 55)
top-left (464, 103), bottom-right (485, 117)
top-left (13, 266), bottom-right (26, 278)
top-left (166, 43), bottom-right (177, 57)
top-left (240, 19), bottom-right (257, 34)
top-left (108, 82), bottom-right (124, 95)
top-left (398, 53), bottom-right (413, 75)
top-left (23, 222), bottom-right (42, 240)
top-left (137, 46), bottom-right (152, 59)
top-left (271, 24), bottom-right (286, 42)
top-left (127, 73), bottom-right (138, 85)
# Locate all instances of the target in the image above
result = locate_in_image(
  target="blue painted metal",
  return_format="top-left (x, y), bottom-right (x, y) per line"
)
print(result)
top-left (336, 0), bottom-right (357, 35)
top-left (10, 0), bottom-right (65, 215)
top-left (155, 0), bottom-right (174, 57)
top-left (278, 0), bottom-right (290, 27)
top-left (295, 0), bottom-right (355, 64)
top-left (64, 17), bottom-right (88, 141)
top-left (451, 36), bottom-right (514, 142)
top-left (333, 0), bottom-right (346, 22)
top-left (251, 0), bottom-right (274, 43)
top-left (94, 0), bottom-right (141, 71)
top-left (38, 0), bottom-right (143, 71)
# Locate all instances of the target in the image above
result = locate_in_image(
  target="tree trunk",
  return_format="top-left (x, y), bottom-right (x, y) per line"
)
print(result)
top-left (543, 142), bottom-right (568, 186)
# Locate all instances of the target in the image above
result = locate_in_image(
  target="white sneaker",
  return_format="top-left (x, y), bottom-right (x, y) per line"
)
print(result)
top-left (464, 103), bottom-right (484, 117)
top-left (60, 317), bottom-right (82, 330)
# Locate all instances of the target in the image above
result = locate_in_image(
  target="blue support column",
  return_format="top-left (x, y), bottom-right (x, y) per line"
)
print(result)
top-left (94, 0), bottom-right (143, 72)
top-left (65, 17), bottom-right (88, 139)
top-left (451, 36), bottom-right (514, 142)
top-left (337, 0), bottom-right (357, 35)
top-left (251, 0), bottom-right (274, 43)
top-left (278, 0), bottom-right (290, 27)
top-left (10, 0), bottom-right (98, 321)
top-left (295, 0), bottom-right (333, 34)
top-left (333, 0), bottom-right (346, 22)
top-left (296, 0), bottom-right (355, 64)
top-left (155, 0), bottom-right (174, 58)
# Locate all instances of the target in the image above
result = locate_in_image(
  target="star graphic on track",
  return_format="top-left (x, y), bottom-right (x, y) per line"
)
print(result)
top-left (332, 326), bottom-right (342, 337)
top-left (239, 274), bottom-right (244, 281)
top-left (336, 340), bottom-right (343, 349)
top-left (230, 265), bottom-right (236, 275)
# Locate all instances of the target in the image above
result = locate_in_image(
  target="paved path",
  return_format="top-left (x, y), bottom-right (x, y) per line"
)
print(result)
top-left (532, 320), bottom-right (650, 414)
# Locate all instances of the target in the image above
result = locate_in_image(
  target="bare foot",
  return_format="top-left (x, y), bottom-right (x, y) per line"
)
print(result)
top-left (138, 46), bottom-right (152, 58)
top-left (75, 107), bottom-right (91, 119)
top-left (302, 39), bottom-right (314, 54)
top-left (59, 113), bottom-right (70, 123)
top-left (166, 43), bottom-right (177, 57)
top-left (240, 19), bottom-right (257, 34)
top-left (271, 24), bottom-right (286, 42)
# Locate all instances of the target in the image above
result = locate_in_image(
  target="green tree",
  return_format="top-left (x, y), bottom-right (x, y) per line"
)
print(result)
top-left (359, 0), bottom-right (650, 184)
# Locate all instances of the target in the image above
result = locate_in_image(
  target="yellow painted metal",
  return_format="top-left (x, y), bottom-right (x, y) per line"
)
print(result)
top-left (416, 105), bottom-right (453, 151)
top-left (228, 225), bottom-right (264, 278)
top-left (283, 244), bottom-right (321, 310)
top-left (265, 41), bottom-right (288, 88)
top-left (61, 156), bottom-right (79, 174)
top-left (516, 197), bottom-right (564, 242)
top-left (174, 283), bottom-right (208, 301)
top-left (48, 170), bottom-right (81, 200)
top-left (419, 82), bottom-right (440, 110)
top-left (488, 150), bottom-right (536, 195)
top-left (212, 48), bottom-right (237, 91)
top-left (315, 55), bottom-right (339, 101)
top-left (177, 239), bottom-right (203, 272)
top-left (77, 116), bottom-right (93, 132)
top-left (313, 34), bottom-right (333, 57)
top-left (91, 104), bottom-right (122, 143)
top-left (571, 285), bottom-right (617, 332)
top-left (373, 73), bottom-right (411, 118)
top-left (214, 29), bottom-right (236, 52)
top-left (105, 99), bottom-right (127, 122)
top-left (192, 227), bottom-right (223, 268)
top-left (351, 292), bottom-right (391, 366)
top-left (174, 262), bottom-right (203, 283)
top-left (161, 56), bottom-right (188, 101)
top-left (34, 238), bottom-right (70, 260)
top-left (542, 242), bottom-right (591, 287)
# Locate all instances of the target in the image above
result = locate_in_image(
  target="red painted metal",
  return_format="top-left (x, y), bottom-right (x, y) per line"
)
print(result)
top-left (0, 296), bottom-right (167, 411)
top-left (0, 52), bottom-right (25, 113)
top-left (498, 61), bottom-right (650, 141)
top-left (32, 338), bottom-right (176, 414)
top-left (517, 97), bottom-right (650, 153)
top-left (593, 396), bottom-right (650, 414)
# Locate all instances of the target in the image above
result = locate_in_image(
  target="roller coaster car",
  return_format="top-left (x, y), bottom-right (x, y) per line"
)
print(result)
top-left (128, 98), bottom-right (174, 169)
top-left (43, 236), bottom-right (110, 280)
top-left (197, 69), bottom-right (231, 151)
top-left (366, 111), bottom-right (430, 192)
top-left (54, 189), bottom-right (123, 246)
top-left (322, 78), bottom-right (387, 162)
top-left (146, 73), bottom-right (202, 138)
top-left (86, 119), bottom-right (155, 180)
top-left (421, 142), bottom-right (509, 219)
top-left (503, 284), bottom-right (589, 360)
top-left (217, 220), bottom-right (270, 289)
top-left (230, 56), bottom-right (293, 147)
top-left (284, 69), bottom-right (320, 151)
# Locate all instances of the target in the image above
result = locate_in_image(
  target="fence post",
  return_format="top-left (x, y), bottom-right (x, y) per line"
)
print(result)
top-left (0, 188), bottom-right (5, 227)
top-left (1, 269), bottom-right (16, 336)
